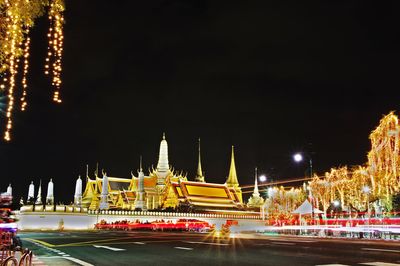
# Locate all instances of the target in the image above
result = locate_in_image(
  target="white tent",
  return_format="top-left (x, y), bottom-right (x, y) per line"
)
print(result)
top-left (292, 199), bottom-right (324, 215)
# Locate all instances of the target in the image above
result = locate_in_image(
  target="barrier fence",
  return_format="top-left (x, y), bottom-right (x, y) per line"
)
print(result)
top-left (0, 232), bottom-right (32, 266)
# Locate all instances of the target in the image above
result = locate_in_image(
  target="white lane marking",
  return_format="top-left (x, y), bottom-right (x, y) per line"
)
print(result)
top-left (63, 257), bottom-right (95, 266)
top-left (360, 262), bottom-right (400, 266)
top-left (271, 242), bottom-right (295, 246)
top-left (93, 245), bottom-right (126, 251)
top-left (184, 241), bottom-right (230, 246)
top-left (362, 248), bottom-right (400, 254)
top-left (133, 242), bottom-right (146, 245)
top-left (174, 247), bottom-right (193, 251)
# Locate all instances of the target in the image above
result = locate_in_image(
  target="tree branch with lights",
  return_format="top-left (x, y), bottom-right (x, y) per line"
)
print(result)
top-left (0, 0), bottom-right (65, 141)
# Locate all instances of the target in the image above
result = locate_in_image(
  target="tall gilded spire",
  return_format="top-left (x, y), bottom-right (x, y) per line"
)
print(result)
top-left (253, 167), bottom-right (260, 197)
top-left (226, 145), bottom-right (239, 187)
top-left (195, 138), bottom-right (205, 182)
top-left (157, 133), bottom-right (169, 173)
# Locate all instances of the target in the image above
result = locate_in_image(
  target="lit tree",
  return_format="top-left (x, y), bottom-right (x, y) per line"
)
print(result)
top-left (367, 112), bottom-right (400, 212)
top-left (0, 0), bottom-right (65, 141)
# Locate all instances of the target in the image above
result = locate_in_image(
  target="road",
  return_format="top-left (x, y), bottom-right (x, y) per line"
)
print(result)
top-left (19, 230), bottom-right (400, 266)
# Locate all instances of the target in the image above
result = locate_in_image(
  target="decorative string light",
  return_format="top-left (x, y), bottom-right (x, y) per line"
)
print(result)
top-left (46, 0), bottom-right (65, 103)
top-left (0, 0), bottom-right (65, 141)
top-left (3, 0), bottom-right (20, 141)
top-left (20, 29), bottom-right (31, 111)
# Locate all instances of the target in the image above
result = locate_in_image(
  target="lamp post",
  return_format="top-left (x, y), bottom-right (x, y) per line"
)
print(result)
top-left (294, 152), bottom-right (314, 224)
top-left (362, 185), bottom-right (371, 226)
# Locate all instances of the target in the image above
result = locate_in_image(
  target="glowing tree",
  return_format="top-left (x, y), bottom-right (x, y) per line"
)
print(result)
top-left (326, 167), bottom-right (350, 209)
top-left (309, 175), bottom-right (332, 216)
top-left (0, 0), bottom-right (65, 141)
top-left (263, 186), bottom-right (305, 222)
top-left (367, 112), bottom-right (400, 211)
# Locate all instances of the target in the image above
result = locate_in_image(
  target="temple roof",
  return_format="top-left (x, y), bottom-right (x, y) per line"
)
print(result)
top-left (171, 181), bottom-right (243, 209)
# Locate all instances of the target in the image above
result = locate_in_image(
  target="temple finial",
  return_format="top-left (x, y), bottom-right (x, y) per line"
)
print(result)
top-left (95, 162), bottom-right (99, 177)
top-left (254, 167), bottom-right (259, 195)
top-left (195, 137), bottom-right (205, 182)
top-left (226, 145), bottom-right (239, 187)
top-left (86, 164), bottom-right (89, 178)
top-left (163, 132), bottom-right (165, 140)
top-left (139, 155), bottom-right (143, 172)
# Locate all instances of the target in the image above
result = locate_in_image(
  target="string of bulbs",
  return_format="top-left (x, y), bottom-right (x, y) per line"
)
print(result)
top-left (0, 0), bottom-right (65, 141)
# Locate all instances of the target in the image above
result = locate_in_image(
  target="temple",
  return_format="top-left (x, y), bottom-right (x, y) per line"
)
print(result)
top-left (79, 134), bottom-right (244, 211)
top-left (247, 168), bottom-right (264, 208)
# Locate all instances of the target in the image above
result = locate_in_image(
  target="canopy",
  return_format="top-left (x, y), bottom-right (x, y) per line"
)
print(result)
top-left (292, 199), bottom-right (324, 215)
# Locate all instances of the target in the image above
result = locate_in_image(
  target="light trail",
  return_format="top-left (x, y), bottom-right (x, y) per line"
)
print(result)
top-left (241, 177), bottom-right (312, 193)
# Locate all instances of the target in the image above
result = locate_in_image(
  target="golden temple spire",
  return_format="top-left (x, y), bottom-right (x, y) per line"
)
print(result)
top-left (195, 138), bottom-right (205, 182)
top-left (139, 155), bottom-right (143, 172)
top-left (226, 145), bottom-right (239, 187)
top-left (253, 167), bottom-right (260, 196)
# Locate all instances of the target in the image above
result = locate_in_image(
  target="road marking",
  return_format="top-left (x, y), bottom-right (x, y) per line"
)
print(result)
top-left (93, 245), bottom-right (126, 251)
top-left (360, 262), bottom-right (400, 266)
top-left (133, 242), bottom-right (146, 245)
top-left (362, 248), bottom-right (400, 254)
top-left (63, 257), bottom-right (95, 266)
top-left (184, 241), bottom-right (229, 246)
top-left (24, 238), bottom-right (55, 247)
top-left (174, 247), bottom-right (193, 251)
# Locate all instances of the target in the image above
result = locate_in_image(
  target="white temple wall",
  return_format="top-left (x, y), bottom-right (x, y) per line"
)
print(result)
top-left (17, 211), bottom-right (265, 231)
top-left (17, 213), bottom-right (97, 230)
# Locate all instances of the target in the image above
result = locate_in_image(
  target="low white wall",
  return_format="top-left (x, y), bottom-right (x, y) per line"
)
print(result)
top-left (17, 212), bottom-right (97, 230)
top-left (17, 212), bottom-right (265, 231)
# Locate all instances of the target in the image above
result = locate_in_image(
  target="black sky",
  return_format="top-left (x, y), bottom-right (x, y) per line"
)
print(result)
top-left (1, 0), bottom-right (400, 203)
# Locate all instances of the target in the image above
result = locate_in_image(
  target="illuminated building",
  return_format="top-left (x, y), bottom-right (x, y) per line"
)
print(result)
top-left (79, 134), bottom-right (243, 212)
top-left (247, 168), bottom-right (264, 209)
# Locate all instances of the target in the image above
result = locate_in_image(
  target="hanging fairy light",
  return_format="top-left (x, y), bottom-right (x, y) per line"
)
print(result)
top-left (3, 0), bottom-right (20, 141)
top-left (0, 0), bottom-right (65, 142)
top-left (20, 29), bottom-right (31, 111)
top-left (46, 0), bottom-right (65, 103)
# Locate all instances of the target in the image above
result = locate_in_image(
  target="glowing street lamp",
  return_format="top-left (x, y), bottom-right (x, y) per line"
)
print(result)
top-left (293, 153), bottom-right (303, 163)
top-left (259, 175), bottom-right (267, 182)
top-left (362, 185), bottom-right (371, 223)
top-left (333, 200), bottom-right (340, 207)
top-left (293, 152), bottom-right (313, 178)
top-left (294, 152), bottom-right (314, 223)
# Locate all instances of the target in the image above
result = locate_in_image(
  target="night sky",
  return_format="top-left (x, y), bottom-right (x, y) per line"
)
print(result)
top-left (1, 0), bottom-right (400, 204)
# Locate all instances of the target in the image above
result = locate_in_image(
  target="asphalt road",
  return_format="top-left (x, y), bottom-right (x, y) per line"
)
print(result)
top-left (19, 230), bottom-right (400, 266)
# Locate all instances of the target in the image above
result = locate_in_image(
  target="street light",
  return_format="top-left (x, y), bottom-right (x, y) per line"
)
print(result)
top-left (333, 200), bottom-right (340, 207)
top-left (293, 152), bottom-right (313, 178)
top-left (362, 185), bottom-right (371, 224)
top-left (259, 175), bottom-right (267, 182)
top-left (294, 152), bottom-right (314, 224)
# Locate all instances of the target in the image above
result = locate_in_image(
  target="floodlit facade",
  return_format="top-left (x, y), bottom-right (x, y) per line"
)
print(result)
top-left (80, 134), bottom-right (244, 212)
